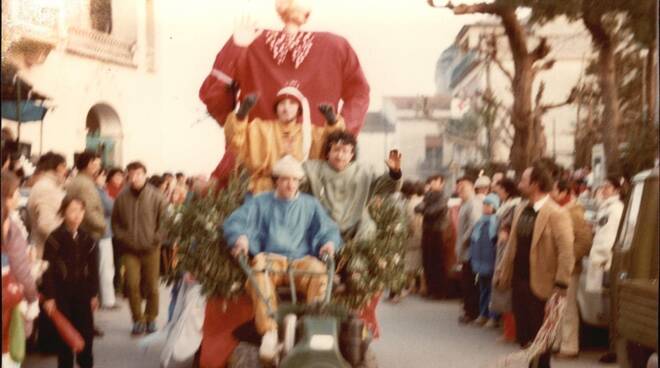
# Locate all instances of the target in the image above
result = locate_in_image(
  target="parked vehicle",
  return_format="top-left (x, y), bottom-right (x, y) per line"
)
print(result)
top-left (610, 168), bottom-right (658, 368)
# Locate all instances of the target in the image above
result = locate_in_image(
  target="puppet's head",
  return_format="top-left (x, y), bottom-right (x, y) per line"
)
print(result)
top-left (275, 0), bottom-right (313, 26)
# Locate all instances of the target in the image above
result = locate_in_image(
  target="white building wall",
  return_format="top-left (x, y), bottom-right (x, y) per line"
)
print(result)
top-left (5, 0), bottom-right (227, 176)
top-left (397, 120), bottom-right (444, 180)
top-left (357, 132), bottom-right (391, 174)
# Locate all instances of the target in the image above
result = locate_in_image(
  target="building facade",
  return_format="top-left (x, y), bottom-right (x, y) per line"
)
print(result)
top-left (2, 0), bottom-right (225, 175)
top-left (358, 95), bottom-right (484, 190)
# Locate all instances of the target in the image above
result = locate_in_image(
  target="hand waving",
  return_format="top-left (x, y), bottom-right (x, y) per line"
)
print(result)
top-left (385, 149), bottom-right (402, 172)
top-left (233, 16), bottom-right (263, 47)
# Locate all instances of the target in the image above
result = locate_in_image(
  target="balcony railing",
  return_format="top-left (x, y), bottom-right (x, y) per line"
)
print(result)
top-left (65, 26), bottom-right (136, 68)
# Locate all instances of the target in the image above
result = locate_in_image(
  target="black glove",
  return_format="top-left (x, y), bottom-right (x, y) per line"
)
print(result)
top-left (236, 94), bottom-right (258, 120)
top-left (318, 104), bottom-right (337, 125)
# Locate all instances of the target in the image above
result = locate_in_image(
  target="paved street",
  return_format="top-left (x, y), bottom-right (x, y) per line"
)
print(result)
top-left (372, 296), bottom-right (612, 368)
top-left (24, 287), bottom-right (613, 368)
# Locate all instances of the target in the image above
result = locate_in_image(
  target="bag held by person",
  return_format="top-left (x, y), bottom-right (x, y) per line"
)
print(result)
top-left (8, 307), bottom-right (25, 363)
top-left (49, 307), bottom-right (85, 353)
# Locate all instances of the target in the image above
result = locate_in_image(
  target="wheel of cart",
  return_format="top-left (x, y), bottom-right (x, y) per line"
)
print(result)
top-left (227, 254), bottom-right (377, 368)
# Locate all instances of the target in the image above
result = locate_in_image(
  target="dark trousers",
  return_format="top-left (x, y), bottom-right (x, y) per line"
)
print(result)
top-left (111, 236), bottom-right (123, 292)
top-left (56, 296), bottom-right (94, 368)
top-left (477, 274), bottom-right (498, 319)
top-left (421, 228), bottom-right (446, 298)
top-left (512, 278), bottom-right (551, 368)
top-left (460, 261), bottom-right (480, 319)
top-left (123, 248), bottom-right (160, 323)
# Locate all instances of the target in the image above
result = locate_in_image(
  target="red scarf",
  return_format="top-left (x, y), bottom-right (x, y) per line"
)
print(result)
top-left (106, 183), bottom-right (122, 199)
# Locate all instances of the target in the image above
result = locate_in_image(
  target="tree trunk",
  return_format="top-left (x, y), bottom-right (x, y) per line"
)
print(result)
top-left (499, 9), bottom-right (546, 174)
top-left (645, 44), bottom-right (657, 127)
top-left (583, 5), bottom-right (623, 176)
top-left (448, 3), bottom-right (547, 174)
top-left (597, 41), bottom-right (622, 176)
top-left (509, 56), bottom-right (539, 173)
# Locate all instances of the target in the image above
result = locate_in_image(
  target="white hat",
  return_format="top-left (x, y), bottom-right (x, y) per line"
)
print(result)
top-left (272, 155), bottom-right (305, 179)
top-left (276, 86), bottom-right (312, 159)
top-left (474, 175), bottom-right (492, 189)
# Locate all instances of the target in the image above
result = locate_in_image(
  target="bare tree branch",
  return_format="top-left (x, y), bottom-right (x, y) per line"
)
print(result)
top-left (532, 59), bottom-right (556, 76)
top-left (482, 33), bottom-right (514, 84)
top-left (446, 1), bottom-right (504, 15)
top-left (530, 37), bottom-right (550, 62)
top-left (534, 81), bottom-right (546, 112)
top-left (538, 87), bottom-right (579, 113)
top-left (493, 57), bottom-right (514, 84)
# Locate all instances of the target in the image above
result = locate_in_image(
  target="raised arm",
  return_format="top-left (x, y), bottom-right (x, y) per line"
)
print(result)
top-left (370, 149), bottom-right (403, 196)
top-left (199, 18), bottom-right (263, 126)
top-left (224, 94), bottom-right (258, 155)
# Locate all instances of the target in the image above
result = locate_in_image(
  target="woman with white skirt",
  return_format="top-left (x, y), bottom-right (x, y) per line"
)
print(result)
top-left (96, 169), bottom-right (118, 309)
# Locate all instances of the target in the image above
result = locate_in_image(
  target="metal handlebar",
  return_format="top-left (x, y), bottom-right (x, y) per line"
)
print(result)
top-left (237, 252), bottom-right (336, 316)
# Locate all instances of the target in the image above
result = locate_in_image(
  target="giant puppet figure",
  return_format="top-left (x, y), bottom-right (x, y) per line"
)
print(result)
top-left (199, 0), bottom-right (370, 187)
top-left (197, 2), bottom-right (371, 366)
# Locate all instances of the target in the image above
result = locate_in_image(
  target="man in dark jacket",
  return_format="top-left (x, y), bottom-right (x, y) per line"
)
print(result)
top-left (111, 161), bottom-right (168, 335)
top-left (414, 174), bottom-right (448, 299)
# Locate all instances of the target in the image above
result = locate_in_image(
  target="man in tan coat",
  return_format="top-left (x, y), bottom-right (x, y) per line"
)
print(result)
top-left (27, 152), bottom-right (67, 258)
top-left (550, 179), bottom-right (593, 358)
top-left (66, 151), bottom-right (106, 240)
top-left (494, 162), bottom-right (574, 368)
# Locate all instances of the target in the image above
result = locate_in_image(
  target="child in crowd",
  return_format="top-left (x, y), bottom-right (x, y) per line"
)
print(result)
top-left (469, 193), bottom-right (500, 328)
top-left (42, 196), bottom-right (99, 368)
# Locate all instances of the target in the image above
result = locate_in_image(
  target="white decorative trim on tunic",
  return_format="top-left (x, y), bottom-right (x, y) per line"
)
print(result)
top-left (211, 69), bottom-right (234, 86)
top-left (266, 31), bottom-right (315, 69)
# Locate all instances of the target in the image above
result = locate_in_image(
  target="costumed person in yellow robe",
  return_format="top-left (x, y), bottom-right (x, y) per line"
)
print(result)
top-left (224, 85), bottom-right (345, 194)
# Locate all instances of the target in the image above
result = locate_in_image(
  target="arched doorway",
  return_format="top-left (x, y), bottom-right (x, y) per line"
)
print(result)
top-left (85, 103), bottom-right (122, 167)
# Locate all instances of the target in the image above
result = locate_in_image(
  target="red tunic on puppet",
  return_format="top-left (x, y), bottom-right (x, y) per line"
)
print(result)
top-left (198, 2), bottom-right (369, 187)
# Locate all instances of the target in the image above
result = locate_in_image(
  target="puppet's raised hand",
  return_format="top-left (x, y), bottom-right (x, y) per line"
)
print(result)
top-left (233, 16), bottom-right (263, 47)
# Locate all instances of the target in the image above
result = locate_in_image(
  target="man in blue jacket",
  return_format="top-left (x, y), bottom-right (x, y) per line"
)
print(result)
top-left (223, 155), bottom-right (342, 362)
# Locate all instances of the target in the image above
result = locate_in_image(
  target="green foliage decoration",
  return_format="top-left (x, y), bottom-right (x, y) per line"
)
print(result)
top-left (334, 195), bottom-right (409, 310)
top-left (164, 170), bottom-right (249, 299)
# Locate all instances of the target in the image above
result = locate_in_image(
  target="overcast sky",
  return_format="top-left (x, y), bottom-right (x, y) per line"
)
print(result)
top-left (158, 0), bottom-right (486, 112)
